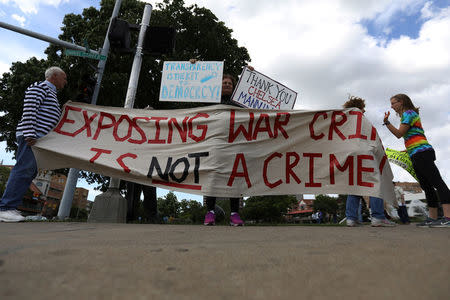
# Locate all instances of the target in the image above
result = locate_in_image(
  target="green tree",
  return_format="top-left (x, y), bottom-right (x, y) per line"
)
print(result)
top-left (0, 0), bottom-right (251, 189)
top-left (216, 198), bottom-right (231, 216)
top-left (313, 194), bottom-right (339, 216)
top-left (179, 199), bottom-right (205, 224)
top-left (157, 191), bottom-right (180, 218)
top-left (70, 206), bottom-right (89, 220)
top-left (242, 195), bottom-right (297, 223)
top-left (0, 166), bottom-right (12, 195)
top-left (336, 194), bottom-right (347, 220)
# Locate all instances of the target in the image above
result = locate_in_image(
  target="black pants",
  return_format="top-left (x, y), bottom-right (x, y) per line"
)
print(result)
top-left (411, 149), bottom-right (450, 207)
top-left (126, 182), bottom-right (157, 221)
top-left (397, 206), bottom-right (410, 224)
top-left (205, 196), bottom-right (240, 213)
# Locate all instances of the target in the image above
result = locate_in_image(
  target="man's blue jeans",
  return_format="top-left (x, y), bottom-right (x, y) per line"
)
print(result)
top-left (0, 135), bottom-right (37, 210)
top-left (346, 195), bottom-right (385, 221)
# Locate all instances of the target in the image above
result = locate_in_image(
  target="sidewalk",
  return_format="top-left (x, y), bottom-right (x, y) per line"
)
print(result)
top-left (1, 222), bottom-right (448, 299)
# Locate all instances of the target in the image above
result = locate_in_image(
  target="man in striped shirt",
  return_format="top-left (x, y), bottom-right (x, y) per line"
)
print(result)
top-left (0, 66), bottom-right (67, 222)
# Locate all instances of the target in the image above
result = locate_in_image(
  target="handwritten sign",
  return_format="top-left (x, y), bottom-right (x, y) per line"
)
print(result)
top-left (231, 67), bottom-right (297, 110)
top-left (159, 61), bottom-right (224, 103)
top-left (33, 102), bottom-right (395, 206)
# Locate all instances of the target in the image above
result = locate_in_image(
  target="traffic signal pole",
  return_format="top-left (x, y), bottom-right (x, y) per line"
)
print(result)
top-left (1, 1), bottom-right (123, 220)
top-left (124, 4), bottom-right (152, 109)
top-left (88, 4), bottom-right (153, 223)
top-left (58, 0), bottom-right (123, 220)
top-left (0, 21), bottom-right (100, 55)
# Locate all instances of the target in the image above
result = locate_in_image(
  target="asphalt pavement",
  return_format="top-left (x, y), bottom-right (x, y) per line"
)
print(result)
top-left (1, 222), bottom-right (449, 300)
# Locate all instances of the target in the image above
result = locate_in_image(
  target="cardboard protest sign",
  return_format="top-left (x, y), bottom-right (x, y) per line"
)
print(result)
top-left (32, 102), bottom-right (395, 204)
top-left (231, 67), bottom-right (297, 110)
top-left (159, 61), bottom-right (224, 103)
top-left (385, 148), bottom-right (418, 181)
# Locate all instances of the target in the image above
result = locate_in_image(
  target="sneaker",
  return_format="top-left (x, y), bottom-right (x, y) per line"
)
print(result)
top-left (230, 213), bottom-right (244, 226)
top-left (0, 209), bottom-right (26, 222)
top-left (371, 218), bottom-right (396, 227)
top-left (428, 217), bottom-right (450, 228)
top-left (416, 217), bottom-right (436, 227)
top-left (346, 219), bottom-right (360, 227)
top-left (203, 211), bottom-right (215, 226)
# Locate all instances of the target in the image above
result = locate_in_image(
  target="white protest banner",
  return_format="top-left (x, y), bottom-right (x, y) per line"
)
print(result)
top-left (231, 67), bottom-right (297, 110)
top-left (159, 61), bottom-right (224, 103)
top-left (32, 102), bottom-right (395, 204)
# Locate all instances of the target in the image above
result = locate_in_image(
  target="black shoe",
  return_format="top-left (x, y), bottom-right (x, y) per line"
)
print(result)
top-left (416, 218), bottom-right (436, 227)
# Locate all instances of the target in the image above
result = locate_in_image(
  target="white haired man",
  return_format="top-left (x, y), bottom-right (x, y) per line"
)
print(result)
top-left (0, 66), bottom-right (67, 222)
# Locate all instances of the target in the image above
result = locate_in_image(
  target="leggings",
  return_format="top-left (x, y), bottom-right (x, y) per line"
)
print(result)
top-left (205, 196), bottom-right (240, 213)
top-left (411, 149), bottom-right (450, 207)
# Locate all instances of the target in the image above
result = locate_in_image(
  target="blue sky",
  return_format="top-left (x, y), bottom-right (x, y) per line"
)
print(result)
top-left (362, 0), bottom-right (449, 41)
top-left (1, 0), bottom-right (450, 201)
top-left (0, 0), bottom-right (203, 202)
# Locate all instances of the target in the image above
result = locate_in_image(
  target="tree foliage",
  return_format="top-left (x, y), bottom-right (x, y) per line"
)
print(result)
top-left (157, 191), bottom-right (180, 217)
top-left (0, 166), bottom-right (12, 195)
top-left (179, 198), bottom-right (205, 224)
top-left (313, 194), bottom-right (339, 215)
top-left (242, 195), bottom-right (297, 223)
top-left (157, 191), bottom-right (205, 223)
top-left (0, 0), bottom-right (250, 189)
top-left (70, 206), bottom-right (89, 220)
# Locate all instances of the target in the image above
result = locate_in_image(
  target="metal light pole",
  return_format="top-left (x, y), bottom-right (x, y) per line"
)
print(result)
top-left (57, 0), bottom-right (123, 220)
top-left (88, 4), bottom-right (153, 223)
top-left (0, 21), bottom-right (100, 55)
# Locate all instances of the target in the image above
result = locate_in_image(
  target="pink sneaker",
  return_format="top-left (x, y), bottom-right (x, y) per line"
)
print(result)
top-left (230, 213), bottom-right (244, 226)
top-left (204, 211), bottom-right (215, 225)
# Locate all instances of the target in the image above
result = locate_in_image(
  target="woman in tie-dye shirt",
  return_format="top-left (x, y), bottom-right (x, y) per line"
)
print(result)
top-left (383, 94), bottom-right (450, 228)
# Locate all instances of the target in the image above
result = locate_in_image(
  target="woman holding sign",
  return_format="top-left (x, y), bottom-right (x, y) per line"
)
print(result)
top-left (384, 94), bottom-right (450, 228)
top-left (203, 73), bottom-right (244, 226)
top-left (189, 59), bottom-right (254, 226)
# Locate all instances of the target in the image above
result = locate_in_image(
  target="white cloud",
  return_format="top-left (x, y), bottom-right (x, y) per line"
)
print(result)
top-left (0, 39), bottom-right (44, 73)
top-left (11, 13), bottom-right (26, 27)
top-left (0, 61), bottom-right (11, 75)
top-left (384, 8), bottom-right (450, 70)
top-left (420, 1), bottom-right (435, 19)
top-left (1, 0), bottom-right (69, 14)
top-left (1, 0), bottom-right (450, 186)
top-left (182, 0), bottom-right (450, 184)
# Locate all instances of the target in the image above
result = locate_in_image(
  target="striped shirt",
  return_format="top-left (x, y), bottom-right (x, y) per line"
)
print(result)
top-left (16, 81), bottom-right (62, 139)
top-left (401, 110), bottom-right (433, 157)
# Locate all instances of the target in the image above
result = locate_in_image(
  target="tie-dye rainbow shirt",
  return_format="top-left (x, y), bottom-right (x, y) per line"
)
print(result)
top-left (401, 110), bottom-right (433, 157)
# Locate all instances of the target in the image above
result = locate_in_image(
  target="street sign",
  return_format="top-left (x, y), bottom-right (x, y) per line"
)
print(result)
top-left (65, 49), bottom-right (106, 61)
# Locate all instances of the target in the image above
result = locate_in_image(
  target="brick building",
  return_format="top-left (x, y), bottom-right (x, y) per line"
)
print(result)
top-left (34, 172), bottom-right (89, 218)
top-left (1, 164), bottom-right (45, 215)
top-left (73, 188), bottom-right (89, 210)
top-left (1, 164), bottom-right (89, 217)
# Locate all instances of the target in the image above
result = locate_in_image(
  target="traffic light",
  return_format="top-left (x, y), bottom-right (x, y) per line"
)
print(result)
top-left (108, 17), bottom-right (176, 56)
top-left (75, 74), bottom-right (96, 104)
top-left (143, 26), bottom-right (176, 56)
top-left (108, 17), bottom-right (134, 53)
